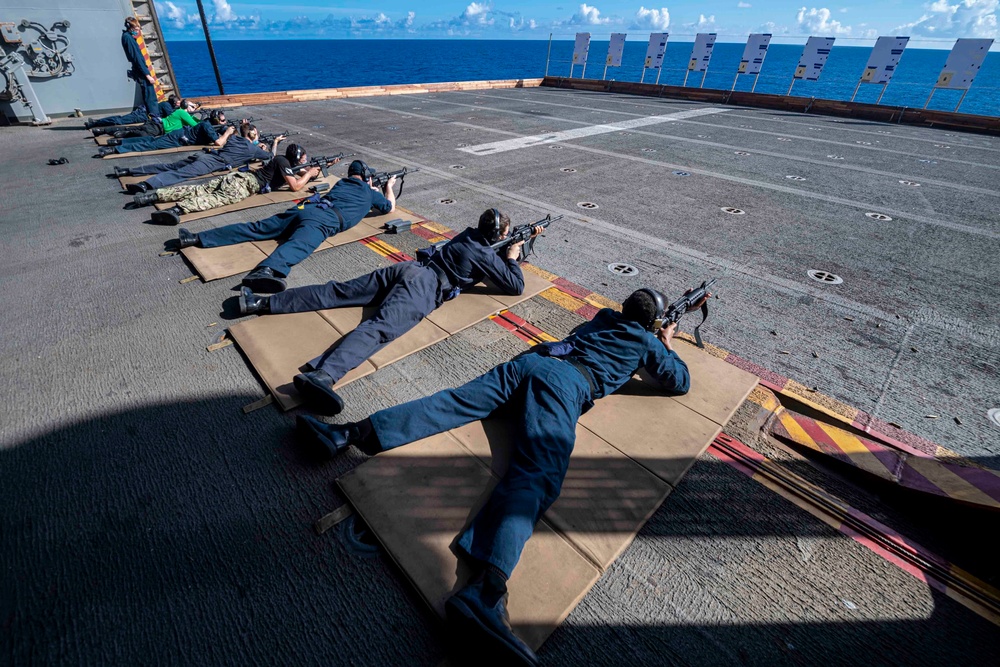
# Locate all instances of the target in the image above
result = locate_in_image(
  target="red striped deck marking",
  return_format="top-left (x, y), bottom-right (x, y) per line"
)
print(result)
top-left (708, 432), bottom-right (1000, 627)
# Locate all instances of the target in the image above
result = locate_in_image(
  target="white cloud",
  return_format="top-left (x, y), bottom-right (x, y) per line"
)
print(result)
top-left (796, 6), bottom-right (852, 34)
top-left (738, 2), bottom-right (752, 7)
top-left (159, 1), bottom-right (199, 29)
top-left (633, 6), bottom-right (670, 30)
top-left (896, 0), bottom-right (998, 38)
top-left (213, 0), bottom-right (236, 23)
top-left (696, 13), bottom-right (716, 29)
top-left (508, 16), bottom-right (538, 30)
top-left (570, 3), bottom-right (611, 25)
top-left (839, 7), bottom-right (849, 12)
top-left (460, 2), bottom-right (494, 26)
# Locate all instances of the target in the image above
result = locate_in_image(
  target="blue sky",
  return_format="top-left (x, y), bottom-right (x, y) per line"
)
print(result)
top-left (155, 0), bottom-right (999, 47)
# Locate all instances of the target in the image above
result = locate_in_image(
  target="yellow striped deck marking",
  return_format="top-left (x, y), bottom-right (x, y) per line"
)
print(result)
top-left (522, 263), bottom-right (558, 281)
top-left (814, 421), bottom-right (897, 481)
top-left (583, 292), bottom-right (621, 310)
top-left (363, 238), bottom-right (403, 258)
top-left (421, 221), bottom-right (451, 235)
top-left (777, 412), bottom-right (816, 451)
top-left (540, 287), bottom-right (588, 311)
top-left (905, 456), bottom-right (1000, 508)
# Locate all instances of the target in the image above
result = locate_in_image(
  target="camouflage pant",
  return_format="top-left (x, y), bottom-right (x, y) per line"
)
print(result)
top-left (156, 171), bottom-right (261, 214)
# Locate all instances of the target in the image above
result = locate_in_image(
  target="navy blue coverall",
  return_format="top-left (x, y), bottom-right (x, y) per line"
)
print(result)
top-left (130, 136), bottom-right (271, 189)
top-left (197, 176), bottom-right (392, 278)
top-left (366, 307), bottom-right (691, 578)
top-left (110, 121), bottom-right (219, 155)
top-left (122, 29), bottom-right (158, 118)
top-left (89, 100), bottom-right (173, 128)
top-left (270, 227), bottom-right (525, 383)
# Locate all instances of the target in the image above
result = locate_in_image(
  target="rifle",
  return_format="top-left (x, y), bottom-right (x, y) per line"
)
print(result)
top-left (225, 116), bottom-right (258, 128)
top-left (370, 167), bottom-right (420, 198)
top-left (653, 279), bottom-right (717, 349)
top-left (258, 131), bottom-right (299, 144)
top-left (291, 152), bottom-right (356, 178)
top-left (490, 214), bottom-right (563, 263)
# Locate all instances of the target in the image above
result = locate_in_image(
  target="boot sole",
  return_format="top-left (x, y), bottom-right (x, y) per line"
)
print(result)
top-left (293, 374), bottom-right (344, 416)
top-left (295, 415), bottom-right (342, 459)
top-left (241, 275), bottom-right (286, 294)
top-left (445, 596), bottom-right (539, 667)
top-left (150, 211), bottom-right (180, 226)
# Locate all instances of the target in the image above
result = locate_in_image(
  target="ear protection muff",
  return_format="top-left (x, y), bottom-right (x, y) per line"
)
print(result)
top-left (479, 208), bottom-right (503, 244)
top-left (285, 143), bottom-right (307, 164)
top-left (636, 288), bottom-right (668, 331)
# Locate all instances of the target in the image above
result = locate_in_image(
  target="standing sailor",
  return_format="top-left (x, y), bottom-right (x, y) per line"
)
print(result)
top-left (295, 288), bottom-right (702, 667)
top-left (238, 209), bottom-right (529, 415)
top-left (121, 16), bottom-right (159, 121)
top-left (173, 160), bottom-right (394, 292)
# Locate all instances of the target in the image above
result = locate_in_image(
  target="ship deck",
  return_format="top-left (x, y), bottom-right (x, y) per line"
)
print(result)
top-left (2, 85), bottom-right (998, 665)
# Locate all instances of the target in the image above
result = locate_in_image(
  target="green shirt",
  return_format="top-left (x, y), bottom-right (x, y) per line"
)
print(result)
top-left (161, 109), bottom-right (199, 134)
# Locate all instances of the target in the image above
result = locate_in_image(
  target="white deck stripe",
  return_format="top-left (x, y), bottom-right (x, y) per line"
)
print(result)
top-left (457, 107), bottom-right (731, 155)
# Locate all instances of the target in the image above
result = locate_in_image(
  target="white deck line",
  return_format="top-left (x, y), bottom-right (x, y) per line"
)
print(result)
top-left (457, 107), bottom-right (732, 155)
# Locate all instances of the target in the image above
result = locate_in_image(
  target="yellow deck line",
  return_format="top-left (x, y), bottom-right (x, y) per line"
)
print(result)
top-left (814, 421), bottom-right (897, 481)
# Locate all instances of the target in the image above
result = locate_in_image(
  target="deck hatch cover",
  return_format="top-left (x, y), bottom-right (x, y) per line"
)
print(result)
top-left (807, 270), bottom-right (844, 285)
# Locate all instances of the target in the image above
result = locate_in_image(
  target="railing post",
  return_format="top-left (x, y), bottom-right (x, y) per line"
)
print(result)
top-left (194, 0), bottom-right (225, 95)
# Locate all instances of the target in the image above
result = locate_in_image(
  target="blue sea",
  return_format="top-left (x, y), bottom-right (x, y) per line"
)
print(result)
top-left (166, 39), bottom-right (1000, 118)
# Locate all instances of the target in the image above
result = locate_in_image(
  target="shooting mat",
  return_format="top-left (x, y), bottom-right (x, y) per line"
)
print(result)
top-left (228, 270), bottom-right (554, 411)
top-left (179, 209), bottom-right (427, 282)
top-left (101, 145), bottom-right (203, 159)
top-left (337, 338), bottom-right (758, 652)
top-left (118, 163), bottom-right (262, 189)
top-left (154, 174), bottom-right (342, 223)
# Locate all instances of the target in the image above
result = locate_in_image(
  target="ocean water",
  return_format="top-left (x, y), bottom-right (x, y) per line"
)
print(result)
top-left (166, 39), bottom-right (1000, 118)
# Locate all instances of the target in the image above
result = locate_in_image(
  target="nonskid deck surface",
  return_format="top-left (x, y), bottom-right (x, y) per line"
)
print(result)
top-left (1, 87), bottom-right (997, 665)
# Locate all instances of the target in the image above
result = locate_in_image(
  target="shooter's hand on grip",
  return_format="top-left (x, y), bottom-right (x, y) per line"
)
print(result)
top-left (657, 322), bottom-right (678, 352)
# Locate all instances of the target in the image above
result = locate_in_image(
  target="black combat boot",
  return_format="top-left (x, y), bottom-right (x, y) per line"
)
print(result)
top-left (238, 286), bottom-right (270, 315)
top-left (293, 370), bottom-right (344, 415)
top-left (151, 206), bottom-right (182, 225)
top-left (177, 228), bottom-right (199, 249)
top-left (105, 138), bottom-right (122, 146)
top-left (91, 127), bottom-right (108, 136)
top-left (446, 568), bottom-right (538, 667)
top-left (295, 415), bottom-right (359, 460)
top-left (126, 181), bottom-right (151, 195)
top-left (242, 266), bottom-right (287, 293)
top-left (132, 190), bottom-right (158, 207)
top-left (96, 147), bottom-right (115, 158)
top-left (84, 118), bottom-right (96, 129)
top-left (114, 166), bottom-right (131, 177)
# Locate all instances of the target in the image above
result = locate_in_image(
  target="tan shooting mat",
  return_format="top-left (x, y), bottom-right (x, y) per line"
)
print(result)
top-left (118, 163), bottom-right (262, 188)
top-left (228, 270), bottom-right (553, 411)
top-left (101, 145), bottom-right (203, 159)
top-left (179, 209), bottom-right (426, 282)
top-left (154, 174), bottom-right (341, 223)
top-left (337, 338), bottom-right (758, 651)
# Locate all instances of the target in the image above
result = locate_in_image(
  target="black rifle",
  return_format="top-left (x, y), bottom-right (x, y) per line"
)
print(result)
top-left (258, 131), bottom-right (299, 144)
top-left (291, 152), bottom-right (356, 178)
top-left (370, 167), bottom-right (419, 198)
top-left (225, 116), bottom-right (258, 128)
top-left (653, 278), bottom-right (717, 349)
top-left (490, 214), bottom-right (563, 263)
